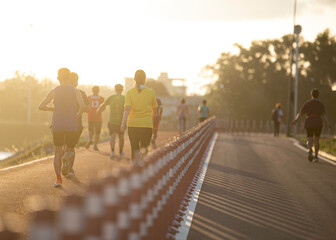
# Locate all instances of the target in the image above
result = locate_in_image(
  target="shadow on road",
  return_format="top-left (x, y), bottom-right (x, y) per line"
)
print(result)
top-left (189, 163), bottom-right (325, 240)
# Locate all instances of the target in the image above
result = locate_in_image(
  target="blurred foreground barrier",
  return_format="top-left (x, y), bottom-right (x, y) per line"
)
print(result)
top-left (22, 117), bottom-right (216, 240)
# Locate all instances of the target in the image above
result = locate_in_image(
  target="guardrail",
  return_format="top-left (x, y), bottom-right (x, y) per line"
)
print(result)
top-left (216, 119), bottom-right (312, 134)
top-left (0, 117), bottom-right (216, 240)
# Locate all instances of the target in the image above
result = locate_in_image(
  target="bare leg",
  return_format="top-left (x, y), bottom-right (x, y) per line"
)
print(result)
top-left (54, 146), bottom-right (63, 175)
top-left (110, 133), bottom-right (117, 153)
top-left (94, 131), bottom-right (100, 146)
top-left (119, 134), bottom-right (124, 154)
top-left (307, 137), bottom-right (313, 150)
top-left (89, 130), bottom-right (93, 143)
top-left (86, 127), bottom-right (94, 149)
top-left (314, 137), bottom-right (320, 157)
top-left (64, 147), bottom-right (75, 171)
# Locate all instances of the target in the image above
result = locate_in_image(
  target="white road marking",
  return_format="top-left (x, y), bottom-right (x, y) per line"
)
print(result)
top-left (175, 132), bottom-right (218, 240)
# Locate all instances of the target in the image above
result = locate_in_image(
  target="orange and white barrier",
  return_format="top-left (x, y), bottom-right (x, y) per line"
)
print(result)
top-left (22, 117), bottom-right (217, 239)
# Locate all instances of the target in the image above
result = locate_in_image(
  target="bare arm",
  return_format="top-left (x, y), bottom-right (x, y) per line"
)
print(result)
top-left (75, 89), bottom-right (89, 112)
top-left (293, 112), bottom-right (302, 125)
top-left (97, 104), bottom-right (106, 113)
top-left (39, 90), bottom-right (55, 111)
top-left (322, 113), bottom-right (332, 128)
top-left (120, 106), bottom-right (131, 132)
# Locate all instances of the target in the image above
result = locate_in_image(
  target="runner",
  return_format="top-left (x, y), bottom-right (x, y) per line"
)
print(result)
top-left (272, 103), bottom-right (283, 137)
top-left (68, 72), bottom-right (90, 176)
top-left (293, 88), bottom-right (331, 162)
top-left (151, 98), bottom-right (163, 149)
top-left (198, 99), bottom-right (209, 122)
top-left (177, 98), bottom-right (188, 134)
top-left (86, 86), bottom-right (104, 151)
top-left (39, 68), bottom-right (89, 187)
top-left (97, 84), bottom-right (125, 159)
top-left (120, 70), bottom-right (158, 160)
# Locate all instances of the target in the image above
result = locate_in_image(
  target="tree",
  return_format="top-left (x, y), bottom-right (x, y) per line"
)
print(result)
top-left (206, 29), bottom-right (336, 122)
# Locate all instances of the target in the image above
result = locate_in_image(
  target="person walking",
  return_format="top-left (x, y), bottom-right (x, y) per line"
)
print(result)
top-left (39, 68), bottom-right (89, 187)
top-left (177, 98), bottom-right (188, 134)
top-left (120, 70), bottom-right (158, 160)
top-left (293, 88), bottom-right (331, 162)
top-left (272, 103), bottom-right (283, 137)
top-left (151, 98), bottom-right (163, 149)
top-left (86, 86), bottom-right (104, 151)
top-left (198, 99), bottom-right (209, 122)
top-left (98, 84), bottom-right (125, 159)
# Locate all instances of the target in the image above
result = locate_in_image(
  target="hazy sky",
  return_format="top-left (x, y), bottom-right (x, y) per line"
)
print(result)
top-left (0, 0), bottom-right (335, 94)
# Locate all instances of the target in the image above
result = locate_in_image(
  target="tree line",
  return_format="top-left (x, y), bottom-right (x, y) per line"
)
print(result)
top-left (0, 71), bottom-right (169, 124)
top-left (205, 29), bottom-right (336, 123)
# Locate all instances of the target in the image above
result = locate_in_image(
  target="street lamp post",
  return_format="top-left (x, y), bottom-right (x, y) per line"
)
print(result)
top-left (293, 24), bottom-right (302, 137)
top-left (286, 0), bottom-right (297, 137)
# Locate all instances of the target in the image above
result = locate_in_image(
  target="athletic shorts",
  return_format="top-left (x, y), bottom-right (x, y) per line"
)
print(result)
top-left (53, 131), bottom-right (77, 147)
top-left (306, 127), bottom-right (322, 138)
top-left (88, 121), bottom-right (102, 134)
top-left (108, 123), bottom-right (123, 135)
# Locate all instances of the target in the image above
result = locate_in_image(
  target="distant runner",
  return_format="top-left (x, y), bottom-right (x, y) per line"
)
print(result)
top-left (177, 98), bottom-right (188, 134)
top-left (97, 84), bottom-right (125, 159)
top-left (86, 86), bottom-right (104, 151)
top-left (198, 99), bottom-right (209, 122)
top-left (151, 98), bottom-right (163, 149)
top-left (39, 68), bottom-right (89, 187)
top-left (121, 70), bottom-right (158, 160)
top-left (293, 88), bottom-right (331, 162)
top-left (272, 103), bottom-right (283, 137)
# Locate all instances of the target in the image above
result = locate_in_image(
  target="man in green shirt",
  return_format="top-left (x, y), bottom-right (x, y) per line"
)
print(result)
top-left (97, 84), bottom-right (125, 159)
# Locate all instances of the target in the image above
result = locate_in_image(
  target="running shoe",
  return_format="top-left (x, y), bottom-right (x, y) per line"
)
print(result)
top-left (93, 144), bottom-right (99, 151)
top-left (308, 149), bottom-right (313, 162)
top-left (118, 152), bottom-right (125, 159)
top-left (313, 156), bottom-right (319, 162)
top-left (109, 152), bottom-right (116, 159)
top-left (85, 141), bottom-right (92, 149)
top-left (54, 178), bottom-right (62, 187)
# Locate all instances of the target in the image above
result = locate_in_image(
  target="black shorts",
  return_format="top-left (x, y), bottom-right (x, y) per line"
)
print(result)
top-left (89, 121), bottom-right (102, 134)
top-left (108, 123), bottom-right (123, 135)
top-left (53, 131), bottom-right (77, 147)
top-left (306, 127), bottom-right (322, 138)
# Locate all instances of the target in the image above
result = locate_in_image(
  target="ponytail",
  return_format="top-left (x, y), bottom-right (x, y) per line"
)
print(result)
top-left (134, 70), bottom-right (146, 93)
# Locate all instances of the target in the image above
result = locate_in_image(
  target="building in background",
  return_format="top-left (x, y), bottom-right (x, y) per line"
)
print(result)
top-left (125, 72), bottom-right (186, 96)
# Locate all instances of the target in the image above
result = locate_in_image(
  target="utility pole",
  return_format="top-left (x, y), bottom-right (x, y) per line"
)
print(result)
top-left (286, 0), bottom-right (297, 137)
top-left (293, 24), bottom-right (302, 137)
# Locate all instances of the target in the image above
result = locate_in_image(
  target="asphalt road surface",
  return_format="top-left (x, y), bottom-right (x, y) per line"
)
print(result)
top-left (188, 133), bottom-right (336, 240)
top-left (0, 131), bottom-right (177, 234)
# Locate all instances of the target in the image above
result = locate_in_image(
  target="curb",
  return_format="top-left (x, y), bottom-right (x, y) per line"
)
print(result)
top-left (291, 138), bottom-right (336, 166)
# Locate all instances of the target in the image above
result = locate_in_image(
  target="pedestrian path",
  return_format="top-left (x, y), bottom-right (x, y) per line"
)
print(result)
top-left (185, 133), bottom-right (336, 240)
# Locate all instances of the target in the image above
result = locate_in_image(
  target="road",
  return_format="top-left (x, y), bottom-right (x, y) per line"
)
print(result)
top-left (0, 131), bottom-right (177, 234)
top-left (188, 133), bottom-right (336, 240)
